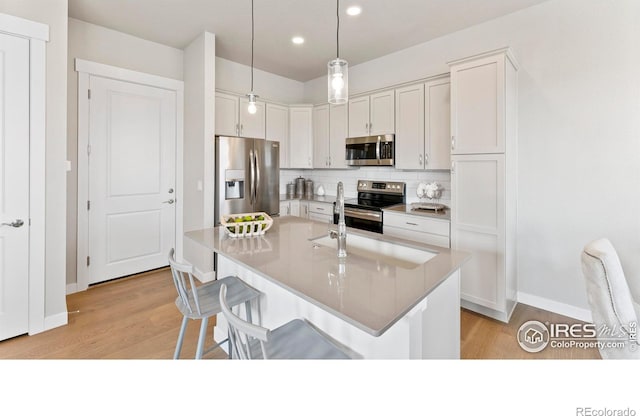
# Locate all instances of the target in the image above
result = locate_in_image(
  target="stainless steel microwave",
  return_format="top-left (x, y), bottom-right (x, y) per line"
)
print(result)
top-left (345, 134), bottom-right (394, 166)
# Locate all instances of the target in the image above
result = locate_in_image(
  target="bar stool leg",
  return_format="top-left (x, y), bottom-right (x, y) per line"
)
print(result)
top-left (195, 317), bottom-right (209, 359)
top-left (174, 316), bottom-right (189, 359)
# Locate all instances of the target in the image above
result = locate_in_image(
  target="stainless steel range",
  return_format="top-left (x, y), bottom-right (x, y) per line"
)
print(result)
top-left (334, 180), bottom-right (405, 233)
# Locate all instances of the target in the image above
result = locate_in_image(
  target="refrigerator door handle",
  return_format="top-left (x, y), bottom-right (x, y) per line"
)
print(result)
top-left (249, 148), bottom-right (255, 205)
top-left (254, 149), bottom-right (260, 204)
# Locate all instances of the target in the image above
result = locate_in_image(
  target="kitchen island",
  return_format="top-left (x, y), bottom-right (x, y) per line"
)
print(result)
top-left (185, 216), bottom-right (470, 359)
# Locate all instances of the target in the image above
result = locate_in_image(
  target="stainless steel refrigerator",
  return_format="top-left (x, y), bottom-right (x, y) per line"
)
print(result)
top-left (215, 136), bottom-right (280, 223)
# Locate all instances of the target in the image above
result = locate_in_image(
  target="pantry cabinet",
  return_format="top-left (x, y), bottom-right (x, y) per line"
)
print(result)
top-left (449, 48), bottom-right (518, 323)
top-left (348, 90), bottom-right (395, 137)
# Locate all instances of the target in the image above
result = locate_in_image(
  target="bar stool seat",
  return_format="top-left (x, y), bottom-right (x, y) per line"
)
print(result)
top-left (169, 249), bottom-right (261, 359)
top-left (219, 284), bottom-right (354, 359)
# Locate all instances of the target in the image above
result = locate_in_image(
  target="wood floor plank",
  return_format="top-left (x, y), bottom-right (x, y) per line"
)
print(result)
top-left (0, 268), bottom-right (601, 359)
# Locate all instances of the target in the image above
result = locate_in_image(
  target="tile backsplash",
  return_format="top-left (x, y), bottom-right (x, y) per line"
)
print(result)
top-left (281, 168), bottom-right (451, 207)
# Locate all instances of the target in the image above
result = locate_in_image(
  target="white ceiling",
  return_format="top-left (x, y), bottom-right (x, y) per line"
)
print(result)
top-left (69, 0), bottom-right (549, 82)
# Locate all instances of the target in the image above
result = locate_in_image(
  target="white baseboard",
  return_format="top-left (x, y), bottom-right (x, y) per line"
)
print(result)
top-left (43, 311), bottom-right (68, 331)
top-left (66, 283), bottom-right (78, 294)
top-left (193, 267), bottom-right (216, 283)
top-left (517, 291), bottom-right (592, 323)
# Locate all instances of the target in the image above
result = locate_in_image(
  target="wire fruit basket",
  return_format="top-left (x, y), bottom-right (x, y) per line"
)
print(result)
top-left (220, 212), bottom-right (274, 238)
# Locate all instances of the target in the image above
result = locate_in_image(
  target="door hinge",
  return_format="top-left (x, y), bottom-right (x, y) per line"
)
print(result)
top-left (86, 256), bottom-right (90, 267)
top-left (87, 200), bottom-right (90, 210)
top-left (87, 144), bottom-right (91, 155)
top-left (88, 89), bottom-right (91, 99)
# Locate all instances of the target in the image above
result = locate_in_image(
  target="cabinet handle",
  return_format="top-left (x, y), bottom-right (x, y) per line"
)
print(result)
top-left (308, 157), bottom-right (311, 166)
top-left (451, 161), bottom-right (455, 173)
top-left (418, 154), bottom-right (423, 165)
top-left (369, 122), bottom-right (372, 133)
top-left (240, 124), bottom-right (244, 135)
top-left (406, 222), bottom-right (418, 226)
top-left (317, 207), bottom-right (325, 211)
top-left (424, 153), bottom-right (428, 166)
top-left (451, 135), bottom-right (455, 150)
top-left (328, 156), bottom-right (331, 166)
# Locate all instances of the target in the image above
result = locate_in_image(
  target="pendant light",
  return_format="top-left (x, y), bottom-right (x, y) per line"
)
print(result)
top-left (246, 0), bottom-right (258, 114)
top-left (328, 0), bottom-right (348, 104)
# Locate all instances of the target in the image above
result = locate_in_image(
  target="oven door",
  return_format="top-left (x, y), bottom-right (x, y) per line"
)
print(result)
top-left (342, 207), bottom-right (383, 233)
top-left (345, 137), bottom-right (378, 166)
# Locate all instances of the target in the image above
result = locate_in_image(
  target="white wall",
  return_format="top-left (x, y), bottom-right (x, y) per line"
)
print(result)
top-left (0, 0), bottom-right (69, 321)
top-left (183, 32), bottom-right (216, 279)
top-left (66, 18), bottom-right (184, 286)
top-left (305, 0), bottom-right (640, 314)
top-left (216, 56), bottom-right (304, 104)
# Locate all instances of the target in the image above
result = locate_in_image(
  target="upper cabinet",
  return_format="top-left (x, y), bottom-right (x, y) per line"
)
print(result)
top-left (215, 91), bottom-right (265, 139)
top-left (450, 50), bottom-right (517, 154)
top-left (395, 78), bottom-right (451, 170)
top-left (266, 103), bottom-right (289, 168)
top-left (313, 103), bottom-right (348, 169)
top-left (288, 105), bottom-right (313, 169)
top-left (348, 90), bottom-right (395, 137)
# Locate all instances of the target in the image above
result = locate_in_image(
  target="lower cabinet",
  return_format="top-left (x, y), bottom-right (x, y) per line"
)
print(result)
top-left (299, 200), bottom-right (309, 219)
top-left (383, 211), bottom-right (450, 248)
top-left (308, 201), bottom-right (334, 224)
top-left (279, 200), bottom-right (300, 216)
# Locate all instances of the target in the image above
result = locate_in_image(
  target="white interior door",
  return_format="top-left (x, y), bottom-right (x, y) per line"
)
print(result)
top-left (0, 33), bottom-right (30, 340)
top-left (88, 76), bottom-right (176, 285)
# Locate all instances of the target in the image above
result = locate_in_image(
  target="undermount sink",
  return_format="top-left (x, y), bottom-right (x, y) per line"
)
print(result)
top-left (310, 233), bottom-right (436, 269)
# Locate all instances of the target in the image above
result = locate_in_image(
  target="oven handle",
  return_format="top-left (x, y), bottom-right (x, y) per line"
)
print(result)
top-left (344, 207), bottom-right (383, 222)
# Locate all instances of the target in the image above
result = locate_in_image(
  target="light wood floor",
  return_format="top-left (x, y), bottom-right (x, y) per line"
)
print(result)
top-left (0, 268), bottom-right (600, 359)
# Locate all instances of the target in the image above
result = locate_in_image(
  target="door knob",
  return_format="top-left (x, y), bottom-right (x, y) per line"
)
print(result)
top-left (162, 199), bottom-right (175, 204)
top-left (1, 219), bottom-right (24, 228)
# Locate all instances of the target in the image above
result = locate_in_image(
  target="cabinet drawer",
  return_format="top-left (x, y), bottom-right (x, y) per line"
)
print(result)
top-left (383, 225), bottom-right (450, 248)
top-left (308, 201), bottom-right (334, 215)
top-left (384, 211), bottom-right (450, 237)
top-left (309, 212), bottom-right (332, 223)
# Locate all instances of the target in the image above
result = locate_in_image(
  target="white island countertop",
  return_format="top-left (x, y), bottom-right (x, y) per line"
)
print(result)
top-left (185, 216), bottom-right (469, 337)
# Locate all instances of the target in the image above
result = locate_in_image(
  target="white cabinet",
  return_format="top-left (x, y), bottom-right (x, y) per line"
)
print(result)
top-left (215, 92), bottom-right (265, 139)
top-left (395, 79), bottom-right (450, 170)
top-left (329, 103), bottom-right (349, 169)
top-left (313, 103), bottom-right (348, 168)
top-left (449, 48), bottom-right (518, 323)
top-left (279, 199), bottom-right (300, 217)
top-left (266, 103), bottom-right (289, 168)
top-left (313, 104), bottom-right (330, 168)
top-left (450, 50), bottom-right (516, 154)
top-left (288, 105), bottom-right (313, 169)
top-left (348, 90), bottom-right (395, 137)
top-left (383, 212), bottom-right (450, 248)
top-left (308, 201), bottom-right (333, 223)
top-left (299, 200), bottom-right (309, 219)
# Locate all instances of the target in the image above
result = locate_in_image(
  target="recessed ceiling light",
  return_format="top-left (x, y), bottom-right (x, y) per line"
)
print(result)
top-left (292, 36), bottom-right (305, 45)
top-left (346, 6), bottom-right (361, 16)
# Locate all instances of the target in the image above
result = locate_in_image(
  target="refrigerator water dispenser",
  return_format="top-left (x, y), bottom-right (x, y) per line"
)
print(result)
top-left (225, 169), bottom-right (245, 200)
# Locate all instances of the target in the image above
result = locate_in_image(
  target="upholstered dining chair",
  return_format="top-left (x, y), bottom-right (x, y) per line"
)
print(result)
top-left (581, 238), bottom-right (640, 359)
top-left (168, 249), bottom-right (261, 359)
top-left (219, 283), bottom-right (355, 359)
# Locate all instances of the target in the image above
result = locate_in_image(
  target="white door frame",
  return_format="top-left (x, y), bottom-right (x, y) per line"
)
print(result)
top-left (75, 59), bottom-right (184, 291)
top-left (0, 13), bottom-right (48, 335)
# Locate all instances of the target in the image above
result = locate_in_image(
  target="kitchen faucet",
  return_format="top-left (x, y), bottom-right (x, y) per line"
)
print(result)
top-left (329, 182), bottom-right (347, 257)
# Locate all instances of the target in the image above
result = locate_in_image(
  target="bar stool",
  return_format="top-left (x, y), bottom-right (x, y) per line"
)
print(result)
top-left (168, 249), bottom-right (261, 359)
top-left (219, 284), bottom-right (355, 359)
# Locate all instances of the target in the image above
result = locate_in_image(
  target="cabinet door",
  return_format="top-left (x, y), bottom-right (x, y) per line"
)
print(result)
top-left (288, 106), bottom-right (313, 168)
top-left (348, 96), bottom-right (370, 137)
top-left (329, 103), bottom-right (348, 168)
top-left (450, 55), bottom-right (505, 154)
top-left (279, 201), bottom-right (290, 216)
top-left (266, 103), bottom-right (289, 168)
top-left (239, 97), bottom-right (266, 139)
top-left (425, 79), bottom-right (451, 170)
top-left (451, 154), bottom-right (505, 311)
top-left (299, 201), bottom-right (309, 218)
top-left (369, 90), bottom-right (395, 135)
top-left (215, 92), bottom-right (239, 136)
top-left (313, 104), bottom-right (330, 168)
top-left (395, 84), bottom-right (424, 170)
